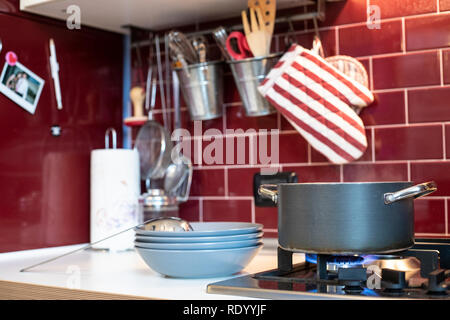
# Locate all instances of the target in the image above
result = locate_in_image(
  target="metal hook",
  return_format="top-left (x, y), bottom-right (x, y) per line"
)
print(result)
top-left (312, 17), bottom-right (324, 58)
top-left (312, 17), bottom-right (320, 41)
top-left (283, 17), bottom-right (297, 49)
top-left (105, 127), bottom-right (117, 149)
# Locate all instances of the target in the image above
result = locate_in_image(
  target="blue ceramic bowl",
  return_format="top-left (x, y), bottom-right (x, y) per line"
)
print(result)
top-left (135, 231), bottom-right (264, 243)
top-left (135, 222), bottom-right (263, 237)
top-left (135, 244), bottom-right (263, 278)
top-left (134, 238), bottom-right (262, 250)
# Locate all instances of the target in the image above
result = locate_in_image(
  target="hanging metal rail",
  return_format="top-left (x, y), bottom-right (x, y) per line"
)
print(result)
top-left (130, 0), bottom-right (328, 48)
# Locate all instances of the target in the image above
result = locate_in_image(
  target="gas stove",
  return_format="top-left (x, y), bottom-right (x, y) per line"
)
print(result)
top-left (207, 238), bottom-right (450, 299)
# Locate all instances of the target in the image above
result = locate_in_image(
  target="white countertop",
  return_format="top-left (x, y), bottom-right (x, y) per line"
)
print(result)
top-left (0, 238), bottom-right (305, 300)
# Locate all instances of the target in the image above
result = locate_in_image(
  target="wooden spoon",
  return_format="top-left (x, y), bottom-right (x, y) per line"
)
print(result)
top-left (129, 86), bottom-right (146, 118)
top-left (241, 8), bottom-right (270, 57)
top-left (248, 0), bottom-right (276, 51)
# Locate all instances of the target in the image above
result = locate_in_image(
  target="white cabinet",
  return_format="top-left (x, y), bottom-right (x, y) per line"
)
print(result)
top-left (20, 0), bottom-right (339, 34)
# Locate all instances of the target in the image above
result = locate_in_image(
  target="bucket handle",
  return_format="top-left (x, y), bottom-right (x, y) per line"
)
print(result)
top-left (258, 184), bottom-right (278, 203)
top-left (384, 181), bottom-right (437, 204)
top-left (105, 127), bottom-right (117, 149)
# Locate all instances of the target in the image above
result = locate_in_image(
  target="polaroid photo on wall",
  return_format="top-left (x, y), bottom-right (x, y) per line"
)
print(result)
top-left (0, 61), bottom-right (45, 114)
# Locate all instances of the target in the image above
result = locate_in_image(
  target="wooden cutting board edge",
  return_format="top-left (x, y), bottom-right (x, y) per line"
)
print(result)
top-left (0, 280), bottom-right (157, 300)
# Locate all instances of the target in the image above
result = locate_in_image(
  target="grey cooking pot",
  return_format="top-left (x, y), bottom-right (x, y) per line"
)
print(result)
top-left (258, 181), bottom-right (437, 255)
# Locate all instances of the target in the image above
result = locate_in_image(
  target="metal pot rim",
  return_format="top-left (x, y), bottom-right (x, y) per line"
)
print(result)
top-left (276, 181), bottom-right (412, 186)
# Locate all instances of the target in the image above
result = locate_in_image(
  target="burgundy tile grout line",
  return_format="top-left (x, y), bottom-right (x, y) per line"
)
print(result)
top-left (192, 159), bottom-right (450, 171)
top-left (404, 89), bottom-right (409, 124)
top-left (365, 122), bottom-right (448, 130)
top-left (421, 196), bottom-right (450, 200)
top-left (415, 233), bottom-right (448, 236)
top-left (366, 0), bottom-right (370, 20)
top-left (445, 199), bottom-right (448, 235)
top-left (437, 0), bottom-right (441, 13)
top-left (307, 144), bottom-right (311, 163)
top-left (439, 49), bottom-right (444, 86)
top-left (190, 196), bottom-right (254, 200)
top-left (443, 124), bottom-right (447, 160)
top-left (224, 167), bottom-right (229, 197)
top-left (335, 26), bottom-right (340, 55)
top-left (353, 47), bottom-right (447, 60)
top-left (280, 123), bottom-right (447, 133)
top-left (339, 165), bottom-right (344, 182)
top-left (401, 17), bottom-right (406, 53)
top-left (371, 127), bottom-right (375, 162)
top-left (407, 160), bottom-right (411, 181)
top-left (199, 197), bottom-right (203, 222)
top-left (167, 119), bottom-right (450, 141)
top-left (373, 83), bottom-right (450, 93)
top-left (263, 228), bottom-right (278, 232)
top-left (323, 11), bottom-right (449, 33)
top-left (251, 200), bottom-right (255, 224)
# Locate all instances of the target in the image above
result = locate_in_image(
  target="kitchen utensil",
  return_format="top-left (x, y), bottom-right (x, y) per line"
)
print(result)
top-left (49, 39), bottom-right (62, 110)
top-left (164, 34), bottom-right (172, 132)
top-left (135, 231), bottom-right (264, 243)
top-left (312, 36), bottom-right (371, 115)
top-left (134, 40), bottom-right (145, 85)
top-left (258, 181), bottom-right (437, 254)
top-left (135, 222), bottom-right (263, 237)
top-left (91, 128), bottom-right (140, 250)
top-left (145, 33), bottom-right (154, 114)
top-left (191, 35), bottom-right (207, 63)
top-left (168, 40), bottom-right (189, 69)
top-left (174, 60), bottom-right (224, 121)
top-left (135, 119), bottom-right (173, 181)
top-left (139, 189), bottom-right (180, 221)
top-left (173, 155), bottom-right (193, 202)
top-left (212, 26), bottom-right (233, 60)
top-left (164, 156), bottom-right (190, 196)
top-left (248, 0), bottom-right (276, 51)
top-left (135, 243), bottom-right (263, 278)
top-left (135, 238), bottom-right (262, 250)
top-left (227, 53), bottom-right (280, 116)
top-left (241, 8), bottom-right (270, 57)
top-left (226, 31), bottom-right (252, 60)
top-left (155, 35), bottom-right (170, 133)
top-left (20, 217), bottom-right (193, 272)
top-left (167, 31), bottom-right (198, 65)
top-left (257, 43), bottom-right (372, 163)
top-left (125, 86), bottom-right (148, 126)
top-left (172, 70), bottom-right (181, 130)
top-left (135, 68), bottom-right (172, 182)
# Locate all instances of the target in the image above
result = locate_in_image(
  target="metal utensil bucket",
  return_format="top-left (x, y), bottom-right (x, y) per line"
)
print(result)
top-left (175, 60), bottom-right (224, 121)
top-left (228, 53), bottom-right (281, 117)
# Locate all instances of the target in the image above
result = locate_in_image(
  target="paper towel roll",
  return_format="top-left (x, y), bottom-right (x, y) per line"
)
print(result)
top-left (90, 148), bottom-right (140, 250)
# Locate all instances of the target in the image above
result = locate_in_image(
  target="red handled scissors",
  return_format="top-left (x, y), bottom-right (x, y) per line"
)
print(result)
top-left (226, 31), bottom-right (253, 60)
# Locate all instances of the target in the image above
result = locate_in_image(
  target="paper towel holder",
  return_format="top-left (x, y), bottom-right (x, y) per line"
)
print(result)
top-left (105, 127), bottom-right (117, 149)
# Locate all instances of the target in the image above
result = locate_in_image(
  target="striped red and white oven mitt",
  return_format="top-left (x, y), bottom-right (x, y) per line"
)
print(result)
top-left (258, 44), bottom-right (374, 164)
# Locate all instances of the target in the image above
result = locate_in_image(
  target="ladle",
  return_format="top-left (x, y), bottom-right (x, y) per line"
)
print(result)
top-left (20, 217), bottom-right (193, 272)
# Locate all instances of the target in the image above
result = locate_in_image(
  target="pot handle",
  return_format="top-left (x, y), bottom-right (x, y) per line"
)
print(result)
top-left (258, 184), bottom-right (279, 203)
top-left (384, 181), bottom-right (437, 205)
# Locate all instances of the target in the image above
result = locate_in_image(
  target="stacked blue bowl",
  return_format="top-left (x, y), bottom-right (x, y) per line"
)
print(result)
top-left (134, 222), bottom-right (264, 278)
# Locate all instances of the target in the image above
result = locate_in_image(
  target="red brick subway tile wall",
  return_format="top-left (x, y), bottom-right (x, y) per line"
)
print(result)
top-left (133, 0), bottom-right (450, 239)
